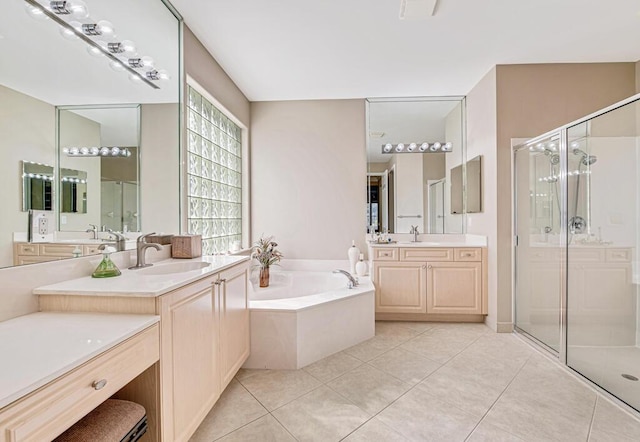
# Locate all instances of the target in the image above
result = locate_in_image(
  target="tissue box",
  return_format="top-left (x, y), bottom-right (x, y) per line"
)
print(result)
top-left (171, 235), bottom-right (202, 258)
top-left (147, 234), bottom-right (174, 245)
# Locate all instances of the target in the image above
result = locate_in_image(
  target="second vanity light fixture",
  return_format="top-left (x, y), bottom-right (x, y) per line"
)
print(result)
top-left (381, 142), bottom-right (453, 154)
top-left (23, 0), bottom-right (169, 89)
top-left (63, 146), bottom-right (132, 157)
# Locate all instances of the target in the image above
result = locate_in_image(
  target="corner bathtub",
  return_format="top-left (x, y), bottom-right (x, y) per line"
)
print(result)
top-left (242, 260), bottom-right (375, 370)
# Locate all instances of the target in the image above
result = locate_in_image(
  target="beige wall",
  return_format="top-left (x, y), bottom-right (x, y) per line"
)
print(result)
top-left (251, 99), bottom-right (366, 258)
top-left (636, 60), bottom-right (640, 93)
top-left (470, 63), bottom-right (636, 331)
top-left (465, 68), bottom-right (498, 329)
top-left (183, 26), bottom-right (250, 128)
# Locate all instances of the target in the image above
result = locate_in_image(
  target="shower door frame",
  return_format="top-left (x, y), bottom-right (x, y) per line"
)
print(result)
top-left (513, 91), bottom-right (640, 366)
top-left (513, 130), bottom-right (569, 362)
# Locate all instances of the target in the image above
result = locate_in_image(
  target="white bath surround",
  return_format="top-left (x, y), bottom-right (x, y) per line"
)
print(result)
top-left (243, 260), bottom-right (375, 370)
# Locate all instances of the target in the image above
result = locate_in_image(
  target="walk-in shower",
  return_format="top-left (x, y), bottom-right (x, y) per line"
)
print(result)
top-left (514, 94), bottom-right (640, 413)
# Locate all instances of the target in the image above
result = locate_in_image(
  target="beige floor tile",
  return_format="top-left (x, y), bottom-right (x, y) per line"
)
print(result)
top-left (375, 321), bottom-right (421, 341)
top-left (589, 396), bottom-right (640, 441)
top-left (398, 321), bottom-right (437, 333)
top-left (235, 368), bottom-right (264, 382)
top-left (368, 347), bottom-right (441, 385)
top-left (271, 386), bottom-right (369, 441)
top-left (399, 329), bottom-right (477, 363)
top-left (416, 363), bottom-right (505, 418)
top-left (377, 388), bottom-right (480, 441)
top-left (344, 335), bottom-right (401, 362)
top-left (342, 417), bottom-right (408, 441)
top-left (327, 364), bottom-right (411, 415)
top-left (303, 351), bottom-right (362, 383)
top-left (217, 415), bottom-right (295, 442)
top-left (482, 355), bottom-right (597, 441)
top-left (466, 421), bottom-right (525, 441)
top-left (238, 369), bottom-right (321, 411)
top-left (189, 379), bottom-right (268, 441)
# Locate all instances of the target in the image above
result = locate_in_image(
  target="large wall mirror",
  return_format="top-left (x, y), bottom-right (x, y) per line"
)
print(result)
top-left (366, 97), bottom-right (466, 235)
top-left (0, 0), bottom-right (181, 268)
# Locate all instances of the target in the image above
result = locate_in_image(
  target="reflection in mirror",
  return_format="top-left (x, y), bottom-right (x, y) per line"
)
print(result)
top-left (60, 168), bottom-right (88, 214)
top-left (0, 0), bottom-right (180, 268)
top-left (22, 161), bottom-right (54, 211)
top-left (466, 155), bottom-right (482, 213)
top-left (58, 106), bottom-right (140, 232)
top-left (366, 98), bottom-right (466, 234)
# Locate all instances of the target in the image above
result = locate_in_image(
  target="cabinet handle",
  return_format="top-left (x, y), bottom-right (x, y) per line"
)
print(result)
top-left (428, 265), bottom-right (432, 269)
top-left (213, 281), bottom-right (220, 286)
top-left (463, 253), bottom-right (472, 257)
top-left (219, 278), bottom-right (227, 284)
top-left (422, 265), bottom-right (426, 269)
top-left (92, 379), bottom-right (107, 390)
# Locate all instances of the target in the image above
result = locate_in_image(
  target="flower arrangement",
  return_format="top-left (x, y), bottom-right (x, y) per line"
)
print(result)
top-left (251, 236), bottom-right (283, 269)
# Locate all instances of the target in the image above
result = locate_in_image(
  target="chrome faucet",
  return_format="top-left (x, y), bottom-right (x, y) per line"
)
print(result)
top-left (128, 233), bottom-right (162, 269)
top-left (410, 225), bottom-right (419, 242)
top-left (333, 269), bottom-right (358, 289)
top-left (86, 224), bottom-right (98, 240)
top-left (107, 229), bottom-right (127, 252)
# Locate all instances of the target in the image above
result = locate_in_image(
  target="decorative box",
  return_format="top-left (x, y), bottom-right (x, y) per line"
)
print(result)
top-left (171, 235), bottom-right (202, 259)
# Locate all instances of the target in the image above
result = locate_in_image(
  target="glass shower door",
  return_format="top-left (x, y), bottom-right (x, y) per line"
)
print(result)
top-left (566, 100), bottom-right (640, 411)
top-left (514, 135), bottom-right (563, 352)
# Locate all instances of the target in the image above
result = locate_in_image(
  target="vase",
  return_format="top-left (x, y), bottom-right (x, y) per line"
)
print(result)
top-left (348, 240), bottom-right (360, 275)
top-left (259, 266), bottom-right (270, 287)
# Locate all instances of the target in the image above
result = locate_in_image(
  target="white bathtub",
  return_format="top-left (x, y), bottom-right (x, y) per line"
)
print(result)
top-left (242, 260), bottom-right (375, 370)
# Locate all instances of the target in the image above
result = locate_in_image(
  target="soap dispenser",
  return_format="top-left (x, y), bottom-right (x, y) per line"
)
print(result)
top-left (348, 240), bottom-right (360, 274)
top-left (355, 253), bottom-right (367, 277)
top-left (92, 246), bottom-right (122, 278)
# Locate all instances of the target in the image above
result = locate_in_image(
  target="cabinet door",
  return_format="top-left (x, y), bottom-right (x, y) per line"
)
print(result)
top-left (373, 262), bottom-right (427, 314)
top-left (159, 276), bottom-right (220, 442)
top-left (427, 262), bottom-right (482, 314)
top-left (218, 262), bottom-right (250, 389)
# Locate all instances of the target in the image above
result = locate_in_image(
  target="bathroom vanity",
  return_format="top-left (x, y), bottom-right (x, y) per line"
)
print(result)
top-left (370, 241), bottom-right (487, 322)
top-left (32, 256), bottom-right (251, 442)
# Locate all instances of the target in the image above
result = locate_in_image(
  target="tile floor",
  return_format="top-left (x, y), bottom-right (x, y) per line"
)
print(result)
top-left (190, 322), bottom-right (640, 441)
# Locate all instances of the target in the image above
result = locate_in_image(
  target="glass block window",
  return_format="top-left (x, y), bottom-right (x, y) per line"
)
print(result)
top-left (186, 85), bottom-right (243, 255)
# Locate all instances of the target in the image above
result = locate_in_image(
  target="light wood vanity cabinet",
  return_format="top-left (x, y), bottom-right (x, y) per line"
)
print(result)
top-left (372, 246), bottom-right (487, 321)
top-left (38, 259), bottom-right (250, 442)
top-left (0, 324), bottom-right (159, 442)
top-left (13, 242), bottom-right (102, 265)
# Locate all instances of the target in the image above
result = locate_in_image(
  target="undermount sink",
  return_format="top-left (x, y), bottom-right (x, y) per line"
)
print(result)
top-left (397, 241), bottom-right (442, 245)
top-left (135, 261), bottom-right (211, 275)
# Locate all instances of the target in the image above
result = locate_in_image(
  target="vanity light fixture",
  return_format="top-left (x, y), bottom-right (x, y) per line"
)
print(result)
top-left (23, 173), bottom-right (55, 181)
top-left (23, 0), bottom-right (169, 90)
top-left (63, 146), bottom-right (132, 157)
top-left (382, 142), bottom-right (453, 154)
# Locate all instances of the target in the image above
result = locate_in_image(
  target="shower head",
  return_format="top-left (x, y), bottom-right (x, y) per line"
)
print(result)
top-left (543, 149), bottom-right (560, 164)
top-left (572, 148), bottom-right (597, 166)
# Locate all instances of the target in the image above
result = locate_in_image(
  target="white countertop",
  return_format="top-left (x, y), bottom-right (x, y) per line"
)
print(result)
top-left (34, 255), bottom-right (250, 298)
top-left (369, 240), bottom-right (487, 248)
top-left (0, 312), bottom-right (159, 409)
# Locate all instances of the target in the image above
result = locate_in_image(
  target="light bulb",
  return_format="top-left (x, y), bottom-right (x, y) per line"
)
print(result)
top-left (90, 147), bottom-right (99, 155)
top-left (87, 42), bottom-right (105, 57)
top-left (383, 143), bottom-right (392, 152)
top-left (396, 143), bottom-right (404, 152)
top-left (432, 142), bottom-right (441, 150)
top-left (408, 143), bottom-right (417, 152)
top-left (120, 40), bottom-right (136, 55)
top-left (141, 56), bottom-right (154, 71)
top-left (59, 24), bottom-right (78, 40)
top-left (156, 69), bottom-right (170, 80)
top-left (69, 147), bottom-right (79, 155)
top-left (109, 59), bottom-right (126, 72)
top-left (419, 143), bottom-right (428, 152)
top-left (96, 20), bottom-right (115, 37)
top-left (68, 0), bottom-right (89, 19)
top-left (443, 142), bottom-right (453, 151)
top-left (26, 4), bottom-right (49, 20)
top-left (111, 147), bottom-right (121, 156)
top-left (62, 147), bottom-right (70, 154)
top-left (80, 147), bottom-right (89, 155)
top-left (571, 141), bottom-right (579, 148)
top-left (99, 147), bottom-right (110, 156)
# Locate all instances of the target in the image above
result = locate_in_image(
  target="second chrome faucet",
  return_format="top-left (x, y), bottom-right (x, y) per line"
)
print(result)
top-left (129, 233), bottom-right (162, 269)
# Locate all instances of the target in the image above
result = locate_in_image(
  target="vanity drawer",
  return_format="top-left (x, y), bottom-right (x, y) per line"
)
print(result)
top-left (373, 248), bottom-right (399, 261)
top-left (401, 248), bottom-right (453, 262)
top-left (454, 248), bottom-right (482, 262)
top-left (606, 249), bottom-right (631, 263)
top-left (83, 245), bottom-right (101, 256)
top-left (0, 324), bottom-right (159, 442)
top-left (38, 244), bottom-right (76, 257)
top-left (16, 244), bottom-right (39, 256)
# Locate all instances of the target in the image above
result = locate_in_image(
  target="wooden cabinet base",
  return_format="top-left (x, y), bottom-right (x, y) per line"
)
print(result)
top-left (375, 313), bottom-right (485, 323)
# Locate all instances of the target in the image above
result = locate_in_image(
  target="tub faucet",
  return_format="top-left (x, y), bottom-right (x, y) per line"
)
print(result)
top-left (333, 269), bottom-right (358, 289)
top-left (128, 233), bottom-right (162, 270)
top-left (410, 225), bottom-right (419, 242)
top-left (86, 224), bottom-right (98, 240)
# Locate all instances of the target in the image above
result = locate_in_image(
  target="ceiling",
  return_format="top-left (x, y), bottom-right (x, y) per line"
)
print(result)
top-left (172, 0), bottom-right (640, 102)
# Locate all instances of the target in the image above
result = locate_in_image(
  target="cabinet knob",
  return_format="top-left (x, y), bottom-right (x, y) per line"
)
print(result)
top-left (422, 265), bottom-right (426, 269)
top-left (428, 265), bottom-right (432, 269)
top-left (92, 379), bottom-right (107, 390)
top-left (463, 253), bottom-right (472, 257)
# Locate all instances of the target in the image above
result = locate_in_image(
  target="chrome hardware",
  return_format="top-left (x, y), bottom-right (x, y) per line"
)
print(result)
top-left (569, 216), bottom-right (586, 234)
top-left (333, 269), bottom-right (358, 289)
top-left (428, 265), bottom-right (433, 269)
top-left (85, 224), bottom-right (98, 240)
top-left (128, 233), bottom-right (162, 270)
top-left (422, 265), bottom-right (427, 269)
top-left (409, 225), bottom-right (419, 242)
top-left (92, 379), bottom-right (107, 390)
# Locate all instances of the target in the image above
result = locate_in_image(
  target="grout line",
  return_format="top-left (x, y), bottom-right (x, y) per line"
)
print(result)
top-left (269, 411), bottom-right (301, 441)
top-left (462, 353), bottom-right (533, 442)
top-left (586, 395), bottom-right (599, 442)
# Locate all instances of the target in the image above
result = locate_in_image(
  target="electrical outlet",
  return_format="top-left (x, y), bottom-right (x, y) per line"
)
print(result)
top-left (38, 217), bottom-right (49, 235)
